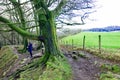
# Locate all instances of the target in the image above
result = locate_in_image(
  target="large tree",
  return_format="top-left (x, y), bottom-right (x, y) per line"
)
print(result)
top-left (0, 0), bottom-right (94, 64)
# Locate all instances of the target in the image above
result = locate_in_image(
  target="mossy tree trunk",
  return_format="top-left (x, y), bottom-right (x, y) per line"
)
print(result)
top-left (39, 12), bottom-right (60, 64)
top-left (33, 0), bottom-right (67, 64)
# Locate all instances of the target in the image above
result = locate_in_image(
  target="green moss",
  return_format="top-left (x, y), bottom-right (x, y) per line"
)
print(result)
top-left (78, 52), bottom-right (86, 58)
top-left (101, 64), bottom-right (120, 73)
top-left (0, 46), bottom-right (18, 77)
top-left (100, 72), bottom-right (119, 80)
top-left (100, 64), bottom-right (120, 80)
top-left (72, 54), bottom-right (78, 60)
top-left (0, 16), bottom-right (38, 40)
top-left (16, 57), bottom-right (72, 80)
top-left (39, 57), bottom-right (72, 80)
top-left (112, 65), bottom-right (120, 73)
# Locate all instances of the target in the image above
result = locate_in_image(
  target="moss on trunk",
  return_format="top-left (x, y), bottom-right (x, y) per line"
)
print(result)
top-left (38, 11), bottom-right (61, 64)
top-left (32, 0), bottom-right (62, 64)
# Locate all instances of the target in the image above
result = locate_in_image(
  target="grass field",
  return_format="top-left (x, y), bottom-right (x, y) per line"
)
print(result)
top-left (61, 31), bottom-right (120, 49)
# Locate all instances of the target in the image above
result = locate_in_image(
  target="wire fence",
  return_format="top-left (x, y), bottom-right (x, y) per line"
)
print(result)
top-left (60, 35), bottom-right (102, 53)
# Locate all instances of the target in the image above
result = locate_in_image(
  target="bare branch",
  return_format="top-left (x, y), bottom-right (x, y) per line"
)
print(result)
top-left (53, 0), bottom-right (68, 16)
top-left (57, 19), bottom-right (84, 25)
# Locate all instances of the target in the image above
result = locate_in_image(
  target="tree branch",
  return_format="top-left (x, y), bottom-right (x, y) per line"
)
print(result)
top-left (0, 16), bottom-right (38, 40)
top-left (57, 19), bottom-right (84, 25)
top-left (53, 0), bottom-right (68, 16)
top-left (0, 25), bottom-right (39, 32)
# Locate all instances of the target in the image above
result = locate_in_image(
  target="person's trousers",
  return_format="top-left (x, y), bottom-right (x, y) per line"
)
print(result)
top-left (29, 52), bottom-right (33, 58)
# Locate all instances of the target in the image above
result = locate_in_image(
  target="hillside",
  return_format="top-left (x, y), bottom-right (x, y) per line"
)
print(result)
top-left (0, 46), bottom-right (18, 79)
top-left (0, 46), bottom-right (72, 80)
top-left (86, 26), bottom-right (120, 32)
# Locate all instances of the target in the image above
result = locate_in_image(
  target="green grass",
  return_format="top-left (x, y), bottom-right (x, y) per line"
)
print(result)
top-left (0, 46), bottom-right (18, 78)
top-left (61, 32), bottom-right (120, 61)
top-left (60, 32), bottom-right (120, 80)
top-left (11, 56), bottom-right (72, 80)
top-left (100, 72), bottom-right (119, 80)
top-left (61, 32), bottom-right (120, 49)
top-left (101, 64), bottom-right (120, 73)
top-left (100, 64), bottom-right (120, 80)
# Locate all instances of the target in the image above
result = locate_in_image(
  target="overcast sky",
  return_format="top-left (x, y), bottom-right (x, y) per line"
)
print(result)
top-left (74, 0), bottom-right (120, 29)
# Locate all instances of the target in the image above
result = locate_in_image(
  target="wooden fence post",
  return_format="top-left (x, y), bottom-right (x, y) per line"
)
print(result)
top-left (83, 35), bottom-right (85, 50)
top-left (99, 35), bottom-right (101, 53)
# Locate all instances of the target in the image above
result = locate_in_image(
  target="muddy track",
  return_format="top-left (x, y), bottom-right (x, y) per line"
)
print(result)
top-left (62, 49), bottom-right (120, 80)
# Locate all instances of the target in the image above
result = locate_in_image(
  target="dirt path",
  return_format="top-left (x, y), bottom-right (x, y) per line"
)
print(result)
top-left (4, 46), bottom-right (42, 78)
top-left (3, 46), bottom-right (120, 80)
top-left (62, 48), bottom-right (120, 80)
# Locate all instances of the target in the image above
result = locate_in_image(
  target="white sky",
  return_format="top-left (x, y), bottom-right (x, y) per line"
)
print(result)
top-left (71, 0), bottom-right (120, 29)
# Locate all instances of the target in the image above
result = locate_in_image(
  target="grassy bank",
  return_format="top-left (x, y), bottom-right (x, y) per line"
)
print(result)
top-left (10, 56), bottom-right (72, 80)
top-left (100, 64), bottom-right (120, 80)
top-left (0, 45), bottom-right (72, 80)
top-left (0, 46), bottom-right (18, 78)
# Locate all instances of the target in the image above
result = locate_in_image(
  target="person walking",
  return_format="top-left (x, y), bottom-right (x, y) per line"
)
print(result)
top-left (28, 42), bottom-right (33, 58)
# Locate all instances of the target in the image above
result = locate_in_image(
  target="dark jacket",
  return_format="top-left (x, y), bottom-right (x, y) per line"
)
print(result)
top-left (28, 43), bottom-right (33, 52)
